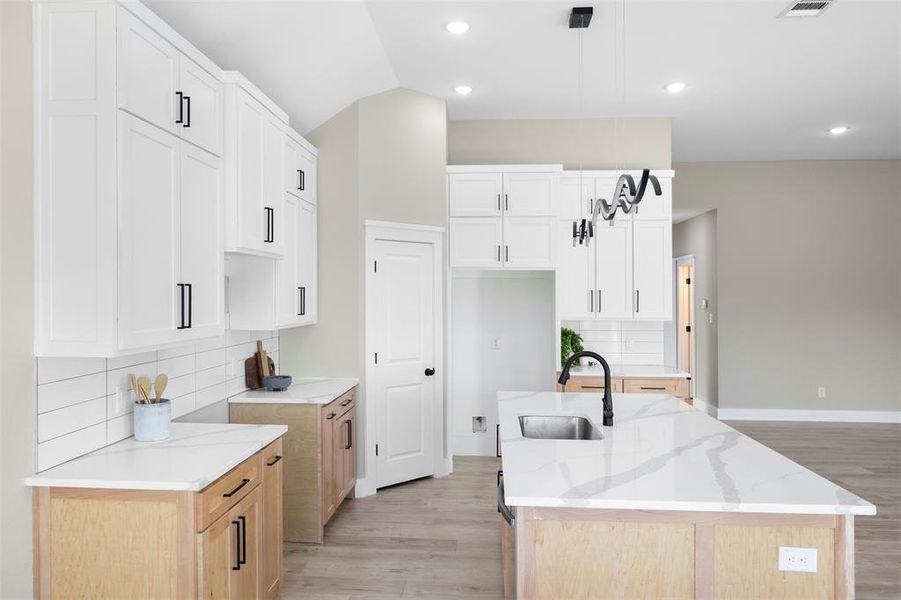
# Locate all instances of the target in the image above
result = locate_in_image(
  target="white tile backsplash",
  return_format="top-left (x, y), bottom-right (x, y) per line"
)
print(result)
top-left (564, 320), bottom-right (666, 366)
top-left (35, 331), bottom-right (279, 471)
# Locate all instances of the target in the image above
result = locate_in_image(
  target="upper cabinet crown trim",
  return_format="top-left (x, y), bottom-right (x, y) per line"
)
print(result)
top-left (447, 164), bottom-right (564, 174)
top-left (562, 169), bottom-right (675, 178)
top-left (222, 70), bottom-right (289, 124)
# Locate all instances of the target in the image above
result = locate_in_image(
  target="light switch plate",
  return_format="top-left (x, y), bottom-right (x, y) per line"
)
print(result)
top-left (778, 546), bottom-right (818, 573)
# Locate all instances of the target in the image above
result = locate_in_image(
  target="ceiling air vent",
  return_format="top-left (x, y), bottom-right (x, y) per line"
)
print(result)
top-left (778, 0), bottom-right (835, 18)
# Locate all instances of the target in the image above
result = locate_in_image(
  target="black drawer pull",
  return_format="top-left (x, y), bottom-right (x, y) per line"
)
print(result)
top-left (340, 398), bottom-right (352, 407)
top-left (231, 519), bottom-right (241, 570)
top-left (640, 386), bottom-right (667, 391)
top-left (238, 515), bottom-right (247, 565)
top-left (326, 412), bottom-right (336, 420)
top-left (345, 419), bottom-right (352, 450)
top-left (266, 455), bottom-right (282, 467)
top-left (222, 478), bottom-right (250, 498)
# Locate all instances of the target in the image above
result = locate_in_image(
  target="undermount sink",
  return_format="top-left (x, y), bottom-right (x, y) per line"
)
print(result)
top-left (518, 415), bottom-right (603, 440)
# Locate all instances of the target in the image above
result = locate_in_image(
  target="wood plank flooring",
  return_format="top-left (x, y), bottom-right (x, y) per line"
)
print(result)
top-left (282, 423), bottom-right (900, 599)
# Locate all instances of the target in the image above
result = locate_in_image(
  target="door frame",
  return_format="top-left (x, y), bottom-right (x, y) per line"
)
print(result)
top-left (674, 254), bottom-right (696, 400)
top-left (360, 220), bottom-right (448, 497)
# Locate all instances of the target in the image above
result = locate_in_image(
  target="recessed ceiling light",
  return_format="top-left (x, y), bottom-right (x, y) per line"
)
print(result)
top-left (454, 85), bottom-right (473, 96)
top-left (445, 21), bottom-right (470, 35)
top-left (665, 82), bottom-right (687, 94)
top-left (828, 126), bottom-right (849, 135)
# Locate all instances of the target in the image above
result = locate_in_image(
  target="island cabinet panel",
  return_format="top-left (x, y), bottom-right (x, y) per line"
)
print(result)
top-left (556, 376), bottom-right (624, 394)
top-left (261, 438), bottom-right (284, 599)
top-left (32, 438), bottom-right (283, 600)
top-left (555, 373), bottom-right (690, 403)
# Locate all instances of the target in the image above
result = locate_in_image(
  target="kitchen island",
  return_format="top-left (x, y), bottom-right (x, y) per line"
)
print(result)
top-left (497, 391), bottom-right (875, 599)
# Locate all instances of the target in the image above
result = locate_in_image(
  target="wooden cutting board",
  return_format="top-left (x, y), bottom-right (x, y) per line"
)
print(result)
top-left (244, 341), bottom-right (276, 390)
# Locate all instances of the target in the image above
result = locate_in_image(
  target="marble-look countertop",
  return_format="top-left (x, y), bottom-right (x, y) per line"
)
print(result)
top-left (498, 391), bottom-right (875, 515)
top-left (228, 377), bottom-right (358, 405)
top-left (25, 423), bottom-right (287, 491)
top-left (562, 365), bottom-right (691, 379)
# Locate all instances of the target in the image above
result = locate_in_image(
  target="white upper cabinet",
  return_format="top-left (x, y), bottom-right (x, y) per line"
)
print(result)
top-left (593, 220), bottom-right (633, 320)
top-left (276, 196), bottom-right (301, 327)
top-left (448, 166), bottom-right (562, 269)
top-left (632, 219), bottom-right (672, 320)
top-left (296, 200), bottom-right (318, 325)
top-left (116, 7), bottom-right (222, 156)
top-left (448, 173), bottom-right (502, 217)
top-left (262, 116), bottom-right (286, 255)
top-left (285, 131), bottom-right (317, 204)
top-left (556, 221), bottom-right (594, 320)
top-left (560, 175), bottom-right (594, 221)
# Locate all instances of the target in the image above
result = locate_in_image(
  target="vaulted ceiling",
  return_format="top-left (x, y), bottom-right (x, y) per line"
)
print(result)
top-left (146, 0), bottom-right (900, 161)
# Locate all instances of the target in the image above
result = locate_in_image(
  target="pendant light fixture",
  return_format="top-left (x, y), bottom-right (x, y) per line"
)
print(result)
top-left (569, 5), bottom-right (662, 247)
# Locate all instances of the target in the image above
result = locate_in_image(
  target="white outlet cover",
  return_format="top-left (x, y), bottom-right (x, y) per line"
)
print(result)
top-left (778, 546), bottom-right (818, 573)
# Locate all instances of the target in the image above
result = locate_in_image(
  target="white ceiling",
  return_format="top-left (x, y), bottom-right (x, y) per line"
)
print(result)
top-left (147, 0), bottom-right (900, 162)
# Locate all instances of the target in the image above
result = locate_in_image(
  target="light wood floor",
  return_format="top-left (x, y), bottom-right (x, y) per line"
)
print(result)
top-left (282, 423), bottom-right (900, 599)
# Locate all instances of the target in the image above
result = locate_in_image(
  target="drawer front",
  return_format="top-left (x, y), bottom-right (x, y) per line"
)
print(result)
top-left (557, 376), bottom-right (624, 393)
top-left (325, 388), bottom-right (356, 419)
top-left (196, 451), bottom-right (262, 532)
top-left (622, 378), bottom-right (688, 397)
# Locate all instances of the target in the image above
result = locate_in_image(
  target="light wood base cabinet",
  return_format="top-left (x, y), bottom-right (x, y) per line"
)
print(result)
top-left (509, 507), bottom-right (853, 599)
top-left (230, 387), bottom-right (357, 543)
top-left (33, 438), bottom-right (283, 599)
top-left (556, 373), bottom-right (690, 404)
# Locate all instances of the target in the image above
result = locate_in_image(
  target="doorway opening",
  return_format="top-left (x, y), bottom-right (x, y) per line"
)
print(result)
top-left (675, 256), bottom-right (696, 402)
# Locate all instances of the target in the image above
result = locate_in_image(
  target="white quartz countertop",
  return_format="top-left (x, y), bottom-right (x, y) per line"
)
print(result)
top-left (25, 423), bottom-right (287, 491)
top-left (498, 391), bottom-right (875, 515)
top-left (563, 365), bottom-right (691, 379)
top-left (228, 377), bottom-right (358, 405)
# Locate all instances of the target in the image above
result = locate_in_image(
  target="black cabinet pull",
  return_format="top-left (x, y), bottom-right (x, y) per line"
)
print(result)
top-left (299, 169), bottom-right (305, 191)
top-left (297, 169), bottom-right (302, 191)
top-left (263, 207), bottom-right (274, 243)
top-left (326, 412), bottom-right (336, 420)
top-left (504, 194), bottom-right (509, 211)
top-left (175, 92), bottom-right (184, 124)
top-left (238, 515), bottom-right (247, 565)
top-left (497, 245), bottom-right (501, 262)
top-left (597, 289), bottom-right (602, 313)
top-left (266, 455), bottom-right (283, 467)
top-left (505, 245), bottom-right (509, 262)
top-left (186, 283), bottom-right (192, 329)
top-left (182, 95), bottom-right (191, 128)
top-left (345, 419), bottom-right (352, 450)
top-left (222, 478), bottom-right (250, 498)
top-left (496, 193), bottom-right (501, 211)
top-left (496, 424), bottom-right (501, 458)
top-left (589, 289), bottom-right (594, 313)
top-left (231, 519), bottom-right (241, 571)
top-left (177, 284), bottom-right (187, 329)
top-left (301, 286), bottom-right (306, 316)
top-left (640, 386), bottom-right (667, 391)
top-left (340, 397), bottom-right (352, 406)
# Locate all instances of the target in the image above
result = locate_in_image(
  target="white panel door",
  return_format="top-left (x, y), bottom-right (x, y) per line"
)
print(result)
top-left (503, 217), bottom-right (556, 269)
top-left (178, 56), bottom-right (222, 156)
top-left (448, 173), bottom-right (502, 216)
top-left (235, 89), bottom-right (266, 253)
top-left (632, 220), bottom-right (673, 320)
top-left (262, 115), bottom-right (286, 256)
top-left (560, 175), bottom-right (593, 221)
top-left (117, 113), bottom-right (179, 350)
top-left (449, 218), bottom-right (503, 268)
top-left (593, 220), bottom-right (633, 320)
top-left (179, 143), bottom-right (224, 340)
top-left (276, 195), bottom-right (300, 328)
top-left (296, 200), bottom-right (318, 325)
top-left (372, 240), bottom-right (436, 488)
top-left (556, 221), bottom-right (594, 320)
top-left (502, 172), bottom-right (557, 216)
top-left (117, 7), bottom-right (179, 133)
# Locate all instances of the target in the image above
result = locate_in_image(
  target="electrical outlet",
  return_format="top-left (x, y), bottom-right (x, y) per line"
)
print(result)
top-left (708, 313), bottom-right (714, 324)
top-left (818, 387), bottom-right (826, 399)
top-left (490, 337), bottom-right (501, 350)
top-left (472, 416), bottom-right (487, 433)
top-left (778, 547), bottom-right (818, 573)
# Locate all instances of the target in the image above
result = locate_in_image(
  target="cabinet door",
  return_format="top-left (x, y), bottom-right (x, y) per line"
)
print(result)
top-left (297, 200), bottom-right (318, 325)
top-left (631, 172), bottom-right (672, 221)
top-left (556, 220), bottom-right (594, 320)
top-left (262, 116), bottom-right (286, 256)
top-left (321, 408), bottom-right (337, 522)
top-left (560, 175), bottom-right (593, 221)
top-left (229, 486), bottom-right (262, 600)
top-left (261, 441), bottom-right (283, 600)
top-left (449, 218), bottom-right (503, 268)
top-left (117, 113), bottom-right (179, 350)
top-left (340, 407), bottom-right (356, 499)
top-left (179, 56), bottom-right (223, 156)
top-left (276, 195), bottom-right (300, 328)
top-left (235, 89), bottom-right (266, 253)
top-left (503, 217), bottom-right (556, 270)
top-left (284, 135), bottom-right (302, 198)
top-left (179, 143), bottom-right (224, 340)
top-left (594, 219), bottom-right (633, 320)
top-left (332, 410), bottom-right (347, 505)
top-left (117, 7), bottom-right (179, 133)
top-left (632, 220), bottom-right (673, 320)
top-left (297, 149), bottom-right (316, 205)
top-left (502, 172), bottom-right (558, 217)
top-left (448, 173), bottom-right (502, 217)
top-left (198, 508), bottom-right (238, 600)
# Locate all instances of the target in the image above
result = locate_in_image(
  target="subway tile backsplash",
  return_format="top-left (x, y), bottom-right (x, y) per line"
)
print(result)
top-left (563, 320), bottom-right (665, 366)
top-left (35, 330), bottom-right (279, 471)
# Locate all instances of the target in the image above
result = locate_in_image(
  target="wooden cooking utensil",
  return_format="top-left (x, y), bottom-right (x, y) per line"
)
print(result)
top-left (130, 374), bottom-right (140, 402)
top-left (257, 340), bottom-right (271, 378)
top-left (154, 373), bottom-right (168, 402)
top-left (137, 376), bottom-right (152, 404)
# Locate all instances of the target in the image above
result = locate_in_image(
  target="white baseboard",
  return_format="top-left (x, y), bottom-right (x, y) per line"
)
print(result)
top-left (452, 434), bottom-right (497, 457)
top-left (353, 476), bottom-right (377, 498)
top-left (692, 397), bottom-right (718, 418)
top-left (718, 408), bottom-right (901, 423)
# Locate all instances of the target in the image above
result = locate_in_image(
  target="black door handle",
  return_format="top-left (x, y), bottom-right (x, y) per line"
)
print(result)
top-left (238, 515), bottom-right (247, 565)
top-left (176, 284), bottom-right (186, 329)
top-left (231, 519), bottom-right (241, 570)
top-left (185, 283), bottom-right (192, 329)
top-left (425, 368), bottom-right (435, 376)
top-left (345, 419), bottom-right (352, 450)
top-left (182, 95), bottom-right (191, 128)
top-left (175, 92), bottom-right (184, 124)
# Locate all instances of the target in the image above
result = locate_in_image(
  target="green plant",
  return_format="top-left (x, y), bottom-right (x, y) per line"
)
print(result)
top-left (560, 327), bottom-right (584, 367)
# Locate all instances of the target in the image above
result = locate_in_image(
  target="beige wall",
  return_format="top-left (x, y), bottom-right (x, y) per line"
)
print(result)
top-left (673, 210), bottom-right (719, 409)
top-left (279, 88), bottom-right (448, 481)
top-left (1, 1), bottom-right (36, 597)
top-left (673, 160), bottom-right (901, 412)
top-left (448, 118), bottom-right (671, 169)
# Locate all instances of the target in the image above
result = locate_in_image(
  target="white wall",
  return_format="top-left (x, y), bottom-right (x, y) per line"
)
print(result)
top-left (451, 272), bottom-right (556, 456)
top-left (1, 2), bottom-right (35, 596)
top-left (673, 161), bottom-right (900, 413)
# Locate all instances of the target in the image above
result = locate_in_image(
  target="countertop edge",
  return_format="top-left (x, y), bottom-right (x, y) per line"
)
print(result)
top-left (228, 378), bottom-right (359, 405)
top-left (504, 496), bottom-right (877, 516)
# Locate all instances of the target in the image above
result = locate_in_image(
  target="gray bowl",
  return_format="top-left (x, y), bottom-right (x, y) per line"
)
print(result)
top-left (262, 375), bottom-right (292, 392)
